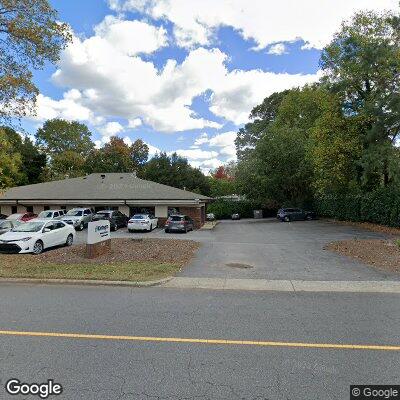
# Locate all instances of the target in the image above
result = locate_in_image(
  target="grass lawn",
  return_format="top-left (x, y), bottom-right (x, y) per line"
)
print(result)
top-left (0, 260), bottom-right (180, 281)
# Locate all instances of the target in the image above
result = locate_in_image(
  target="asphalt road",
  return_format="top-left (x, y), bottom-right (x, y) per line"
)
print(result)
top-left (1, 284), bottom-right (399, 400)
top-left (75, 219), bottom-right (398, 281)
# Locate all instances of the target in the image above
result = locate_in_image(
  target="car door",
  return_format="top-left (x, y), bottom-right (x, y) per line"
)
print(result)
top-left (53, 221), bottom-right (68, 245)
top-left (83, 209), bottom-right (92, 225)
top-left (42, 222), bottom-right (57, 248)
top-left (149, 214), bottom-right (157, 228)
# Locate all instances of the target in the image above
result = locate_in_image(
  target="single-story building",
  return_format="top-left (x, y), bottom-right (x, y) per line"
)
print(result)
top-left (0, 173), bottom-right (212, 228)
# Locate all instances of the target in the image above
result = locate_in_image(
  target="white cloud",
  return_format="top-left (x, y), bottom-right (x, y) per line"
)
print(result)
top-left (94, 15), bottom-right (168, 55)
top-left (128, 118), bottom-right (142, 128)
top-left (173, 148), bottom-right (219, 160)
top-left (268, 43), bottom-right (287, 55)
top-left (194, 132), bottom-right (209, 145)
top-left (98, 121), bottom-right (124, 137)
top-left (192, 131), bottom-right (237, 161)
top-left (111, 0), bottom-right (399, 50)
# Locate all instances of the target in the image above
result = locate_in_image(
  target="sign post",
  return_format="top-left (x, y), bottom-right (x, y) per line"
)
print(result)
top-left (86, 220), bottom-right (111, 259)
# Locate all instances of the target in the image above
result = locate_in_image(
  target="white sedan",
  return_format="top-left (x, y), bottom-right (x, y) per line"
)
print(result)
top-left (128, 214), bottom-right (158, 232)
top-left (0, 219), bottom-right (75, 255)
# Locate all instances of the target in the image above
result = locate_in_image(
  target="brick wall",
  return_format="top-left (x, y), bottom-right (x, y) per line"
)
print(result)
top-left (180, 206), bottom-right (204, 229)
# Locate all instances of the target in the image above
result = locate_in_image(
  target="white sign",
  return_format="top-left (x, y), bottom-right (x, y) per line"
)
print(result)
top-left (87, 220), bottom-right (110, 244)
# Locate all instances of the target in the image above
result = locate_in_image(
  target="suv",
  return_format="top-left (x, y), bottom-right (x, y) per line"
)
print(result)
top-left (92, 210), bottom-right (129, 231)
top-left (61, 208), bottom-right (93, 231)
top-left (277, 208), bottom-right (317, 222)
top-left (165, 215), bottom-right (194, 233)
top-left (37, 210), bottom-right (65, 220)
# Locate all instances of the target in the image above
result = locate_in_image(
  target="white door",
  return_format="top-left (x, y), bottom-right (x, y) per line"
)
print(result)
top-left (41, 222), bottom-right (58, 248)
top-left (53, 221), bottom-right (68, 245)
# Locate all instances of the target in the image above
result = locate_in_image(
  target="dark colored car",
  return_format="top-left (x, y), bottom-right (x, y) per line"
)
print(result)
top-left (6, 212), bottom-right (38, 222)
top-left (0, 214), bottom-right (8, 219)
top-left (277, 208), bottom-right (317, 222)
top-left (165, 215), bottom-right (194, 233)
top-left (0, 219), bottom-right (21, 235)
top-left (231, 213), bottom-right (240, 220)
top-left (92, 210), bottom-right (129, 231)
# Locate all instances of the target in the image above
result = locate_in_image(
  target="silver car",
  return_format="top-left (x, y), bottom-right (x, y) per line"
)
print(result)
top-left (61, 208), bottom-right (93, 231)
top-left (37, 210), bottom-right (65, 220)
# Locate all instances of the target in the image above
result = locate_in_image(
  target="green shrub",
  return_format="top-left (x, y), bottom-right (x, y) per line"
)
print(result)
top-left (316, 186), bottom-right (400, 227)
top-left (207, 199), bottom-right (262, 219)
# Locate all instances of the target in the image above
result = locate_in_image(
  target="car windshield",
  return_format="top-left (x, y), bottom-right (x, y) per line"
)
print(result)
top-left (170, 216), bottom-right (183, 221)
top-left (97, 211), bottom-right (111, 215)
top-left (0, 221), bottom-right (10, 228)
top-left (12, 221), bottom-right (44, 232)
top-left (66, 210), bottom-right (83, 216)
top-left (133, 214), bottom-right (147, 219)
top-left (39, 211), bottom-right (53, 218)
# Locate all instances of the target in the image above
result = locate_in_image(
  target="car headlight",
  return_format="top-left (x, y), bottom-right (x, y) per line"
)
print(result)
top-left (20, 237), bottom-right (32, 242)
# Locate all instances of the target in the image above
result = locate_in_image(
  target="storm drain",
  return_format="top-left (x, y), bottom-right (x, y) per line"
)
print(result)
top-left (225, 262), bottom-right (253, 269)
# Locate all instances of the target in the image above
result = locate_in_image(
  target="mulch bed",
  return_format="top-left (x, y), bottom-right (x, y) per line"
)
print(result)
top-left (325, 239), bottom-right (400, 273)
top-left (325, 219), bottom-right (400, 237)
top-left (0, 238), bottom-right (200, 267)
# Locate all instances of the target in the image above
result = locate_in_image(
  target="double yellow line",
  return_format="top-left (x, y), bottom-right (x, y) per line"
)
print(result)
top-left (0, 330), bottom-right (399, 351)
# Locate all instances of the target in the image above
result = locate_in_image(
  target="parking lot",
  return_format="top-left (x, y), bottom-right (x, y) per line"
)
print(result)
top-left (74, 218), bottom-right (399, 281)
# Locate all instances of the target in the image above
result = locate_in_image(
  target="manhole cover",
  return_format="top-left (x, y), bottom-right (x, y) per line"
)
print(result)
top-left (225, 262), bottom-right (253, 269)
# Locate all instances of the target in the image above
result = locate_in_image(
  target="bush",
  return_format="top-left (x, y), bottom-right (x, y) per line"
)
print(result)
top-left (316, 186), bottom-right (400, 227)
top-left (207, 199), bottom-right (263, 219)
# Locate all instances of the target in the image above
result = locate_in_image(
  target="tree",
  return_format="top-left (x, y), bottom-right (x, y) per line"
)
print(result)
top-left (143, 152), bottom-right (210, 195)
top-left (0, 0), bottom-right (71, 123)
top-left (0, 128), bottom-right (22, 188)
top-left (235, 90), bottom-right (289, 160)
top-left (320, 9), bottom-right (400, 187)
top-left (85, 137), bottom-right (149, 174)
top-left (1, 126), bottom-right (46, 185)
top-left (35, 119), bottom-right (94, 156)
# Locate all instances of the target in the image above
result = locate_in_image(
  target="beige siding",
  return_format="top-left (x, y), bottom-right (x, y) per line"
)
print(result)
top-left (155, 205), bottom-right (168, 218)
top-left (1, 205), bottom-right (12, 216)
top-left (118, 205), bottom-right (130, 216)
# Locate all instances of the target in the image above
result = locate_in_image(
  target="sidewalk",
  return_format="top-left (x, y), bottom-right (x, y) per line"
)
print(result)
top-left (163, 277), bottom-right (400, 294)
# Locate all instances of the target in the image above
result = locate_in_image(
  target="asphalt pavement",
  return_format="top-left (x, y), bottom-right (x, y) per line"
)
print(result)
top-left (0, 283), bottom-right (399, 400)
top-left (75, 218), bottom-right (399, 281)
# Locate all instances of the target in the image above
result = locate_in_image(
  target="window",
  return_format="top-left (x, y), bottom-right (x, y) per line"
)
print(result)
top-left (44, 222), bottom-right (55, 231)
top-left (26, 206), bottom-right (33, 213)
top-left (54, 212), bottom-right (59, 217)
top-left (44, 206), bottom-right (50, 211)
top-left (84, 209), bottom-right (91, 215)
top-left (11, 206), bottom-right (17, 214)
top-left (54, 222), bottom-right (65, 229)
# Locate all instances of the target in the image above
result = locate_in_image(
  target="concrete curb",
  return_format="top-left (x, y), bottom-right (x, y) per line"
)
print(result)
top-left (200, 221), bottom-right (220, 230)
top-left (162, 277), bottom-right (400, 294)
top-left (0, 276), bottom-right (173, 288)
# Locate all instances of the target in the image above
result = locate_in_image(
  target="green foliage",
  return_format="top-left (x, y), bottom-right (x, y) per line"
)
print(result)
top-left (0, 0), bottom-right (71, 124)
top-left (316, 186), bottom-right (400, 227)
top-left (36, 119), bottom-right (94, 156)
top-left (0, 128), bottom-right (23, 188)
top-left (207, 199), bottom-right (261, 219)
top-left (85, 137), bottom-right (149, 174)
top-left (208, 177), bottom-right (236, 198)
top-left (143, 152), bottom-right (210, 195)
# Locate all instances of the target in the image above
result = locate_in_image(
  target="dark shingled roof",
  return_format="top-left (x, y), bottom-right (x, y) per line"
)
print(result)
top-left (1, 173), bottom-right (211, 201)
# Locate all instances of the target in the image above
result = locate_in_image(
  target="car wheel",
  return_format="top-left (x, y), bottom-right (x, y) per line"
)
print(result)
top-left (33, 240), bottom-right (44, 255)
top-left (78, 222), bottom-right (84, 231)
top-left (128, 229), bottom-right (133, 233)
top-left (284, 216), bottom-right (291, 222)
top-left (165, 229), bottom-right (169, 233)
top-left (113, 222), bottom-right (118, 231)
top-left (65, 234), bottom-right (73, 247)
top-left (149, 224), bottom-right (152, 232)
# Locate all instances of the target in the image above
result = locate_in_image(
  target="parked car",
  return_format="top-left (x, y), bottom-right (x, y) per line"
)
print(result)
top-left (0, 219), bottom-right (75, 254)
top-left (0, 214), bottom-right (8, 220)
top-left (165, 215), bottom-right (194, 233)
top-left (61, 208), bottom-right (93, 231)
top-left (206, 213), bottom-right (215, 221)
top-left (277, 208), bottom-right (317, 222)
top-left (0, 219), bottom-right (21, 235)
top-left (231, 213), bottom-right (241, 220)
top-left (36, 210), bottom-right (65, 220)
top-left (6, 212), bottom-right (37, 222)
top-left (92, 210), bottom-right (129, 231)
top-left (128, 214), bottom-right (158, 232)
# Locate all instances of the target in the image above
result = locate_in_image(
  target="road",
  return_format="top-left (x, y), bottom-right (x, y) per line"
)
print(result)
top-left (1, 283), bottom-right (399, 399)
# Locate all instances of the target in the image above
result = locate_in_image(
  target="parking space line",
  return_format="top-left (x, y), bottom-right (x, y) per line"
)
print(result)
top-left (0, 330), bottom-right (399, 351)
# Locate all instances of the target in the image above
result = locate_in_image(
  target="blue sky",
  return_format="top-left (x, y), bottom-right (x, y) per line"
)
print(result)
top-left (22, 0), bottom-right (398, 173)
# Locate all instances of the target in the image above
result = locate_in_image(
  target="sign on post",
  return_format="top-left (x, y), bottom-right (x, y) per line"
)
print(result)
top-left (86, 220), bottom-right (111, 258)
